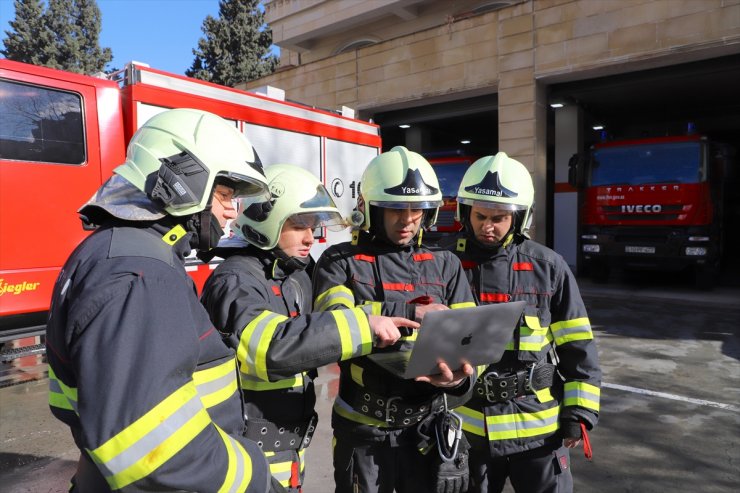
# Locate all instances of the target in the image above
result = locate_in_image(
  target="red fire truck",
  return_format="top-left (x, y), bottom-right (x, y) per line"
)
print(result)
top-left (0, 59), bottom-right (380, 357)
top-left (568, 134), bottom-right (737, 288)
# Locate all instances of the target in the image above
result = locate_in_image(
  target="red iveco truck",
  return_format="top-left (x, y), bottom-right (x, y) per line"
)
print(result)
top-left (0, 59), bottom-right (380, 360)
top-left (568, 134), bottom-right (737, 288)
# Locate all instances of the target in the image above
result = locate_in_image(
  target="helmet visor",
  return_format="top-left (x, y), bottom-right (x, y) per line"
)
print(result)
top-left (369, 200), bottom-right (443, 210)
top-left (216, 171), bottom-right (270, 200)
top-left (290, 211), bottom-right (347, 232)
top-left (300, 184), bottom-right (339, 209)
top-left (458, 197), bottom-right (528, 212)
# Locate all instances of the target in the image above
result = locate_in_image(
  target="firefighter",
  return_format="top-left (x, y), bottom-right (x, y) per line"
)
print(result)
top-left (448, 152), bottom-right (601, 493)
top-left (200, 164), bottom-right (418, 492)
top-left (312, 146), bottom-right (478, 493)
top-left (45, 109), bottom-right (275, 492)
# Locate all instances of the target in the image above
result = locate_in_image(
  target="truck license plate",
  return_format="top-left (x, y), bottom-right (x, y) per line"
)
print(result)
top-left (625, 246), bottom-right (655, 254)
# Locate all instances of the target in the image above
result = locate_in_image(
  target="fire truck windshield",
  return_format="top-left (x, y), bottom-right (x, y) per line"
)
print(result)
top-left (590, 141), bottom-right (702, 186)
top-left (432, 162), bottom-right (471, 197)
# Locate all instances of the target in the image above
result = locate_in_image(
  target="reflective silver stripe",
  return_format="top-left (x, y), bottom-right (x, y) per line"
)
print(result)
top-left (94, 393), bottom-right (204, 478)
top-left (334, 308), bottom-right (372, 359)
top-left (317, 290), bottom-right (354, 311)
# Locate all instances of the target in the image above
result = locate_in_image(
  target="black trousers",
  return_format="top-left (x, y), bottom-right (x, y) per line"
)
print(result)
top-left (468, 441), bottom-right (573, 493)
top-left (333, 429), bottom-right (439, 493)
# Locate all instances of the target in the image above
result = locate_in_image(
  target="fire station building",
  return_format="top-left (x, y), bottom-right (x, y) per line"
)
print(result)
top-left (240, 0), bottom-right (740, 276)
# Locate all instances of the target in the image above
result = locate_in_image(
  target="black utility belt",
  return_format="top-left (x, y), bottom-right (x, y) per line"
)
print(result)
top-left (244, 412), bottom-right (317, 453)
top-left (341, 384), bottom-right (446, 427)
top-left (474, 363), bottom-right (556, 403)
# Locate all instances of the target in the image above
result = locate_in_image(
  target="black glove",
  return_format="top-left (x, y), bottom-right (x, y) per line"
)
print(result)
top-left (433, 432), bottom-right (470, 493)
top-left (431, 412), bottom-right (470, 493)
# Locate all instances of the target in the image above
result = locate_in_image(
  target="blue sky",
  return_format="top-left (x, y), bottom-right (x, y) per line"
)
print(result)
top-left (0, 0), bottom-right (272, 75)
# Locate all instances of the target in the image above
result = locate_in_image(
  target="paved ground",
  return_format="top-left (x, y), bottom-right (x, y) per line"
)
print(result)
top-left (2, 275), bottom-right (739, 492)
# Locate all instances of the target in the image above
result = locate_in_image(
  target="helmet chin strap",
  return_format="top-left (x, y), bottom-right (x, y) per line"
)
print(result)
top-left (186, 206), bottom-right (225, 252)
top-left (272, 247), bottom-right (310, 272)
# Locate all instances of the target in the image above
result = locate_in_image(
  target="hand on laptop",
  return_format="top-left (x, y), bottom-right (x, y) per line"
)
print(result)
top-left (414, 303), bottom-right (449, 322)
top-left (415, 360), bottom-right (474, 387)
top-left (368, 315), bottom-right (420, 348)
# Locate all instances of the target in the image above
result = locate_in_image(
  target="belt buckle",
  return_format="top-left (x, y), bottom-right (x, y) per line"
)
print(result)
top-left (482, 371), bottom-right (499, 403)
top-left (385, 396), bottom-right (401, 424)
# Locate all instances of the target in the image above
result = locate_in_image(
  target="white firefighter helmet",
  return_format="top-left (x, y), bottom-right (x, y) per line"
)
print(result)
top-left (358, 146), bottom-right (443, 231)
top-left (455, 152), bottom-right (535, 236)
top-left (233, 164), bottom-right (346, 250)
top-left (115, 108), bottom-right (268, 216)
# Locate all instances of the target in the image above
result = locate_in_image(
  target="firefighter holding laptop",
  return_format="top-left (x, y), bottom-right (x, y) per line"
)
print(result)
top-left (446, 152), bottom-right (602, 493)
top-left (312, 146), bottom-right (479, 493)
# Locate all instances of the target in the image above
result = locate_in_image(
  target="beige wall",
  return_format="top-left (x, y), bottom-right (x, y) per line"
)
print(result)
top-left (242, 0), bottom-right (740, 240)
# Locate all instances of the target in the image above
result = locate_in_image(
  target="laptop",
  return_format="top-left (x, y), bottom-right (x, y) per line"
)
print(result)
top-left (367, 301), bottom-right (526, 379)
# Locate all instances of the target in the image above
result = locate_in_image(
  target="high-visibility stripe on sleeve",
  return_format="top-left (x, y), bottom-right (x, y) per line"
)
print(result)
top-left (563, 381), bottom-right (600, 412)
top-left (485, 405), bottom-right (559, 440)
top-left (193, 359), bottom-right (239, 409)
top-left (315, 285), bottom-right (355, 311)
top-left (551, 317), bottom-right (593, 345)
top-left (48, 366), bottom-right (78, 413)
top-left (360, 301), bottom-right (382, 315)
top-left (332, 308), bottom-right (373, 360)
top-left (90, 382), bottom-right (211, 490)
top-left (240, 372), bottom-right (304, 391)
top-left (237, 310), bottom-right (288, 381)
top-left (215, 425), bottom-right (253, 493)
top-left (450, 301), bottom-right (476, 309)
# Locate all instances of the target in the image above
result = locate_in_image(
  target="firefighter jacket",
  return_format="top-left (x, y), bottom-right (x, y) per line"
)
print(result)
top-left (45, 222), bottom-right (271, 493)
top-left (200, 244), bottom-right (378, 489)
top-left (311, 231), bottom-right (477, 441)
top-left (448, 234), bottom-right (601, 457)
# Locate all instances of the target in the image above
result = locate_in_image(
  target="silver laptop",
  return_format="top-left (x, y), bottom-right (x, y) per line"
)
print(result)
top-left (367, 301), bottom-right (526, 379)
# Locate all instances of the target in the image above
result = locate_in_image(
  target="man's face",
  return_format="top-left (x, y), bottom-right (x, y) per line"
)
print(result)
top-left (277, 217), bottom-right (315, 258)
top-left (211, 184), bottom-right (237, 228)
top-left (469, 205), bottom-right (513, 246)
top-left (383, 207), bottom-right (424, 246)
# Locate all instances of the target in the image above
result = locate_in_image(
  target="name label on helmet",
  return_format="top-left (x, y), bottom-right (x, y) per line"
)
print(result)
top-left (384, 168), bottom-right (439, 196)
top-left (401, 185), bottom-right (433, 195)
top-left (464, 171), bottom-right (518, 199)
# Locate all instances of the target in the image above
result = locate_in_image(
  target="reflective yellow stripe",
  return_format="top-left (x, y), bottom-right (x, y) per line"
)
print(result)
top-left (350, 363), bottom-right (363, 386)
top-left (215, 425), bottom-right (252, 493)
top-left (315, 285), bottom-right (355, 311)
top-left (241, 372), bottom-right (304, 390)
top-left (48, 366), bottom-right (77, 412)
top-left (450, 301), bottom-right (476, 309)
top-left (194, 359), bottom-right (238, 409)
top-left (564, 381), bottom-right (600, 411)
top-left (237, 310), bottom-right (288, 381)
top-left (332, 308), bottom-right (373, 360)
top-left (91, 382), bottom-right (210, 489)
top-left (360, 301), bottom-right (382, 315)
top-left (456, 406), bottom-right (485, 436)
top-left (486, 405), bottom-right (559, 440)
top-left (551, 317), bottom-right (593, 344)
top-left (400, 330), bottom-right (418, 342)
top-left (519, 316), bottom-right (552, 351)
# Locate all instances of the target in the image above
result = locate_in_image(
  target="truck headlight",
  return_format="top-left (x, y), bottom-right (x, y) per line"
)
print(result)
top-left (583, 244), bottom-right (600, 253)
top-left (685, 247), bottom-right (707, 256)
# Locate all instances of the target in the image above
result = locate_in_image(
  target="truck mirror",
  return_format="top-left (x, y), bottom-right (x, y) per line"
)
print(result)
top-left (568, 153), bottom-right (583, 188)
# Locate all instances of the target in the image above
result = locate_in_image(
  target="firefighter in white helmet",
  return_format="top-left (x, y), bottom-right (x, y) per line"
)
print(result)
top-left (311, 146), bottom-right (478, 493)
top-left (200, 164), bottom-right (418, 492)
top-left (46, 109), bottom-right (274, 492)
top-left (447, 152), bottom-right (601, 493)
